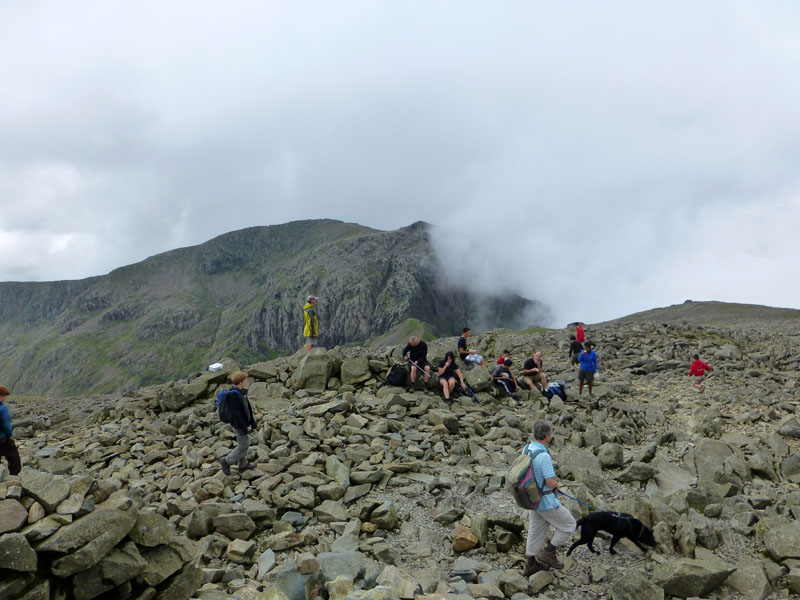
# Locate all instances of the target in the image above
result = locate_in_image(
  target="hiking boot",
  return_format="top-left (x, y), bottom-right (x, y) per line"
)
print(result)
top-left (239, 462), bottom-right (257, 471)
top-left (523, 556), bottom-right (547, 576)
top-left (537, 543), bottom-right (564, 570)
top-left (219, 458), bottom-right (231, 476)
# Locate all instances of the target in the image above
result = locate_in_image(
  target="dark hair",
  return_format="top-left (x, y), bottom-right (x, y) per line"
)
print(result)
top-left (503, 358), bottom-right (513, 367)
top-left (462, 328), bottom-right (471, 334)
top-left (569, 335), bottom-right (576, 341)
top-left (693, 353), bottom-right (700, 360)
top-left (583, 342), bottom-right (591, 350)
top-left (444, 351), bottom-right (456, 362)
top-left (502, 349), bottom-right (510, 355)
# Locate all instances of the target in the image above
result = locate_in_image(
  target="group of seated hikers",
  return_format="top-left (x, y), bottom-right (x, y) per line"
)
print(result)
top-left (400, 328), bottom-right (566, 402)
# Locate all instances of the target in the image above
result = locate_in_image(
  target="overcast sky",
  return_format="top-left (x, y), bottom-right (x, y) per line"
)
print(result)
top-left (2, 1), bottom-right (799, 326)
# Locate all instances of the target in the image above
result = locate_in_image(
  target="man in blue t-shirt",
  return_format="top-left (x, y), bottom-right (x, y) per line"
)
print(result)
top-left (522, 419), bottom-right (576, 575)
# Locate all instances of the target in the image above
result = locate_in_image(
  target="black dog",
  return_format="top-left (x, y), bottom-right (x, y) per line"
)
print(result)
top-left (566, 511), bottom-right (656, 556)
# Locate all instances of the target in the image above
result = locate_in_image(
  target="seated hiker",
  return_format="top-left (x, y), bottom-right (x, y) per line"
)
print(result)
top-left (688, 353), bottom-right (712, 392)
top-left (492, 358), bottom-right (519, 399)
top-left (522, 351), bottom-right (548, 391)
top-left (497, 349), bottom-right (511, 365)
top-left (402, 336), bottom-right (431, 386)
top-left (458, 327), bottom-right (485, 366)
top-left (568, 335), bottom-right (583, 370)
top-left (438, 351), bottom-right (467, 400)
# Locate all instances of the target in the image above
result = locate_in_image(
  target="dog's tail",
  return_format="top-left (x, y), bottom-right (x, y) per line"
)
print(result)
top-left (575, 517), bottom-right (585, 530)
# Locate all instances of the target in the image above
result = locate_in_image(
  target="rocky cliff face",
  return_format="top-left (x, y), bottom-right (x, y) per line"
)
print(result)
top-left (0, 220), bottom-right (545, 396)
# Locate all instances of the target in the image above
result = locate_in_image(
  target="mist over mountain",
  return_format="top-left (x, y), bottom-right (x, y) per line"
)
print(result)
top-left (0, 220), bottom-right (546, 396)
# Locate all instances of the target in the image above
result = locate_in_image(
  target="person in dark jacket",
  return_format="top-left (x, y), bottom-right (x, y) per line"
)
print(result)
top-left (0, 385), bottom-right (22, 475)
top-left (219, 371), bottom-right (258, 476)
top-left (402, 336), bottom-right (431, 386)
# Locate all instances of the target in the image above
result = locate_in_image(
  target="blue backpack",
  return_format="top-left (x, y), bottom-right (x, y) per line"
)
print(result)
top-left (216, 388), bottom-right (235, 423)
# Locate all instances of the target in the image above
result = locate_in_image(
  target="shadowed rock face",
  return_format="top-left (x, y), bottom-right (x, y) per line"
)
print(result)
top-left (0, 220), bottom-right (545, 396)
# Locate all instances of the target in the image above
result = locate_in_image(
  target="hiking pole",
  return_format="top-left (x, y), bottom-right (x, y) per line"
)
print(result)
top-left (408, 359), bottom-right (431, 381)
top-left (464, 384), bottom-right (481, 404)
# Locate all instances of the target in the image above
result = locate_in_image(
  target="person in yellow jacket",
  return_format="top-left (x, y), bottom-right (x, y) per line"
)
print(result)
top-left (303, 295), bottom-right (319, 352)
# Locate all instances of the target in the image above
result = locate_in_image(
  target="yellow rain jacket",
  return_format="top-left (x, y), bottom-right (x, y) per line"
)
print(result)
top-left (303, 302), bottom-right (318, 337)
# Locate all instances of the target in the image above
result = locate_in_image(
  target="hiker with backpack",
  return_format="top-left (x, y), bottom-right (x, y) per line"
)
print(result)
top-left (402, 336), bottom-right (431, 387)
top-left (303, 295), bottom-right (319, 353)
top-left (438, 351), bottom-right (467, 401)
top-left (521, 419), bottom-right (576, 575)
top-left (0, 385), bottom-right (22, 476)
top-left (218, 371), bottom-right (258, 476)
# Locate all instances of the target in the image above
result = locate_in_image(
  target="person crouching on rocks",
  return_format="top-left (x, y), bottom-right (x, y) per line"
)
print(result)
top-left (523, 419), bottom-right (576, 575)
top-left (219, 371), bottom-right (258, 476)
top-left (438, 351), bottom-right (467, 401)
top-left (0, 385), bottom-right (22, 476)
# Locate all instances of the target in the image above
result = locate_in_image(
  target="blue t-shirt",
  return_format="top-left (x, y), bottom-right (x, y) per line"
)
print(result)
top-left (0, 402), bottom-right (13, 439)
top-left (524, 440), bottom-right (559, 511)
top-left (578, 350), bottom-right (598, 373)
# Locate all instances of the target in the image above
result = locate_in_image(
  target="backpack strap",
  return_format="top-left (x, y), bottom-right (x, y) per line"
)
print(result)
top-left (524, 444), bottom-right (554, 495)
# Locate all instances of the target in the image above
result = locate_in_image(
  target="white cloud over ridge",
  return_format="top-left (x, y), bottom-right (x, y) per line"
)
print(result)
top-left (1, 2), bottom-right (799, 325)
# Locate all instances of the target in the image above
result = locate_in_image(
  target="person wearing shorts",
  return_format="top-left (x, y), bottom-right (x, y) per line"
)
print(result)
top-left (438, 351), bottom-right (466, 400)
top-left (402, 336), bottom-right (431, 386)
top-left (577, 342), bottom-right (598, 395)
top-left (457, 328), bottom-right (485, 365)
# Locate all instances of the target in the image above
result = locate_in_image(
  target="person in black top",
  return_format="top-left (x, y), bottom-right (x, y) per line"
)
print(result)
top-left (491, 358), bottom-right (519, 399)
top-left (568, 335), bottom-right (583, 370)
top-left (219, 370), bottom-right (258, 476)
top-left (522, 351), bottom-right (548, 391)
top-left (438, 351), bottom-right (466, 400)
top-left (402, 336), bottom-right (431, 386)
top-left (457, 328), bottom-right (485, 366)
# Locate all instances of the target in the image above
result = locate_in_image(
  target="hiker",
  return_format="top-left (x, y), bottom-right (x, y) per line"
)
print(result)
top-left (303, 296), bottom-right (319, 352)
top-left (438, 351), bottom-right (467, 400)
top-left (689, 353), bottom-right (713, 392)
top-left (497, 349), bottom-right (511, 365)
top-left (457, 328), bottom-right (485, 366)
top-left (491, 358), bottom-right (519, 399)
top-left (577, 342), bottom-right (598, 395)
top-left (522, 351), bottom-right (548, 391)
top-left (568, 335), bottom-right (583, 370)
top-left (0, 385), bottom-right (22, 476)
top-left (523, 419), bottom-right (576, 575)
top-left (402, 336), bottom-right (431, 386)
top-left (219, 371), bottom-right (258, 476)
top-left (576, 323), bottom-right (585, 343)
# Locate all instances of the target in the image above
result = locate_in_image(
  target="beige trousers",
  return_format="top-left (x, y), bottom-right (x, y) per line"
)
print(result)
top-left (526, 504), bottom-right (577, 555)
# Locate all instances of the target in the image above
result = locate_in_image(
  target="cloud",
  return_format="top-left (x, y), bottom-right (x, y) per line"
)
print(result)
top-left (0, 1), bottom-right (798, 325)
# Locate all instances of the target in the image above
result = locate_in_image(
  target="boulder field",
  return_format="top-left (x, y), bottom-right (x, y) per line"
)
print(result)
top-left (2, 318), bottom-right (799, 600)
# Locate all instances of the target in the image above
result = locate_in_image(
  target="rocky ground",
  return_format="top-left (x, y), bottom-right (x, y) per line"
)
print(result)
top-left (2, 315), bottom-right (800, 600)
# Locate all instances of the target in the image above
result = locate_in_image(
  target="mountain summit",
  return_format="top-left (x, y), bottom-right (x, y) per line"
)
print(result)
top-left (0, 220), bottom-right (545, 396)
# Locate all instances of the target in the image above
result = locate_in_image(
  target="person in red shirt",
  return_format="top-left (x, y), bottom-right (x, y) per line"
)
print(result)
top-left (689, 354), bottom-right (712, 392)
top-left (576, 324), bottom-right (585, 343)
top-left (497, 350), bottom-right (511, 365)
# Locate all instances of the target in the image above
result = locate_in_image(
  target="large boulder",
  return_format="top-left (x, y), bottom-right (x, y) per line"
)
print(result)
top-left (653, 557), bottom-right (736, 598)
top-left (464, 365), bottom-right (492, 392)
top-left (292, 349), bottom-right (333, 390)
top-left (610, 568), bottom-right (664, 600)
top-left (0, 499), bottom-right (29, 534)
top-left (340, 356), bottom-right (371, 385)
top-left (19, 470), bottom-right (71, 513)
top-left (0, 533), bottom-right (38, 572)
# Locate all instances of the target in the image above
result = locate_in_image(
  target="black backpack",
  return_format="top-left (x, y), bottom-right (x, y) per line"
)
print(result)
top-left (387, 364), bottom-right (407, 387)
top-left (217, 388), bottom-right (235, 423)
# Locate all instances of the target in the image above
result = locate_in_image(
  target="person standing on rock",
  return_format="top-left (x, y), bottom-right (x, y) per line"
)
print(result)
top-left (689, 353), bottom-right (713, 392)
top-left (457, 328), bottom-right (485, 366)
top-left (303, 296), bottom-right (319, 353)
top-left (219, 371), bottom-right (257, 476)
top-left (577, 342), bottom-right (598, 395)
top-left (438, 351), bottom-right (467, 400)
top-left (568, 335), bottom-right (583, 370)
top-left (522, 351), bottom-right (548, 391)
top-left (523, 419), bottom-right (576, 574)
top-left (575, 323), bottom-right (585, 343)
top-left (402, 336), bottom-right (431, 387)
top-left (0, 385), bottom-right (22, 476)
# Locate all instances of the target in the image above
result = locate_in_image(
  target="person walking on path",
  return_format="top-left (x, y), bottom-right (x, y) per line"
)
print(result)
top-left (577, 342), bottom-right (598, 395)
top-left (219, 371), bottom-right (258, 476)
top-left (0, 385), bottom-right (22, 475)
top-left (567, 335), bottom-right (583, 370)
top-left (576, 323), bottom-right (585, 343)
top-left (523, 419), bottom-right (576, 575)
top-left (689, 354), bottom-right (713, 392)
top-left (402, 336), bottom-right (431, 386)
top-left (303, 296), bottom-right (319, 352)
top-left (457, 328), bottom-right (485, 366)
top-left (438, 351), bottom-right (467, 401)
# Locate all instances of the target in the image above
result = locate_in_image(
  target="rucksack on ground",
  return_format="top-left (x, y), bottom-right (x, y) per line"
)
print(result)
top-left (387, 364), bottom-right (407, 387)
top-left (217, 388), bottom-right (234, 423)
top-left (509, 445), bottom-right (553, 510)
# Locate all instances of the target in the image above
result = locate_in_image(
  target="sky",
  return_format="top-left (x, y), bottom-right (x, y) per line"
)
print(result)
top-left (1, 1), bottom-right (799, 326)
